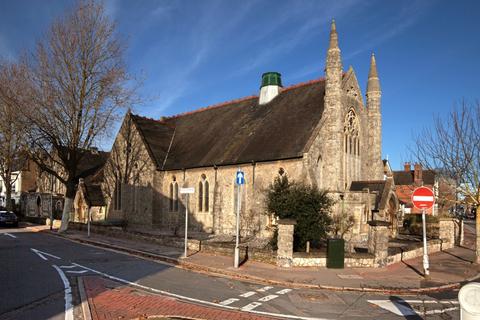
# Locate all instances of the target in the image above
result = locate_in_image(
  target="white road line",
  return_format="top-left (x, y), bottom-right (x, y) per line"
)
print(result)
top-left (239, 291), bottom-right (256, 298)
top-left (52, 265), bottom-right (74, 320)
top-left (219, 298), bottom-right (239, 306)
top-left (72, 262), bottom-right (330, 320)
top-left (367, 300), bottom-right (417, 316)
top-left (242, 302), bottom-right (262, 311)
top-left (257, 286), bottom-right (273, 292)
top-left (369, 299), bottom-right (458, 305)
top-left (30, 248), bottom-right (61, 261)
top-left (4, 233), bottom-right (16, 238)
top-left (60, 265), bottom-right (78, 269)
top-left (276, 289), bottom-right (292, 295)
top-left (403, 300), bottom-right (458, 304)
top-left (66, 270), bottom-right (88, 274)
top-left (420, 306), bottom-right (459, 315)
top-left (258, 295), bottom-right (278, 302)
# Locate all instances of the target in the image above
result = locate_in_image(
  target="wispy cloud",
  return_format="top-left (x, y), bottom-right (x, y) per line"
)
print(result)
top-left (344, 1), bottom-right (434, 60)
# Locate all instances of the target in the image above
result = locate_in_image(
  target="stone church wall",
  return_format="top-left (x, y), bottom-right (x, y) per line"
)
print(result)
top-left (151, 158), bottom-right (304, 237)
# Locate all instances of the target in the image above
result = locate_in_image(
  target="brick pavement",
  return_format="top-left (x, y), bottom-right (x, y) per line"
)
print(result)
top-left (83, 276), bottom-right (279, 320)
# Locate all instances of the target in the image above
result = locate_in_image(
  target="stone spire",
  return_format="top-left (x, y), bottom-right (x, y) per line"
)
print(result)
top-left (366, 53), bottom-right (381, 94)
top-left (323, 19), bottom-right (345, 191)
top-left (366, 53), bottom-right (383, 180)
top-left (326, 19), bottom-right (342, 72)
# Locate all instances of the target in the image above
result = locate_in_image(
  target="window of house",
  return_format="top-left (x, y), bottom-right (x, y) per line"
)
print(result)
top-left (198, 174), bottom-right (209, 212)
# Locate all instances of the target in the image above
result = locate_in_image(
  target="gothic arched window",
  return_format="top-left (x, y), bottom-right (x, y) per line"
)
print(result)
top-left (169, 176), bottom-right (178, 212)
top-left (343, 109), bottom-right (360, 188)
top-left (198, 174), bottom-right (209, 212)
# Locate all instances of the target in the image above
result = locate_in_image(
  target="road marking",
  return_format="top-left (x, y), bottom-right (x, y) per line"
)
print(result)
top-left (421, 306), bottom-right (458, 315)
top-left (258, 295), bottom-right (278, 302)
top-left (66, 270), bottom-right (88, 274)
top-left (60, 265), bottom-right (78, 269)
top-left (4, 233), bottom-right (16, 238)
top-left (219, 298), bottom-right (239, 306)
top-left (401, 300), bottom-right (458, 304)
top-left (242, 302), bottom-right (262, 311)
top-left (368, 300), bottom-right (418, 316)
top-left (240, 291), bottom-right (256, 298)
top-left (276, 289), bottom-right (292, 295)
top-left (52, 265), bottom-right (74, 320)
top-left (31, 248), bottom-right (61, 261)
top-left (72, 262), bottom-right (330, 320)
top-left (257, 286), bottom-right (273, 292)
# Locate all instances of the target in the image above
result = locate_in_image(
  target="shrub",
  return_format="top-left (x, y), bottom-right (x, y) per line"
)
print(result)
top-left (266, 175), bottom-right (334, 251)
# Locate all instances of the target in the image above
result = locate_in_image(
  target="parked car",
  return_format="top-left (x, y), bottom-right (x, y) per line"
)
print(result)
top-left (0, 211), bottom-right (18, 227)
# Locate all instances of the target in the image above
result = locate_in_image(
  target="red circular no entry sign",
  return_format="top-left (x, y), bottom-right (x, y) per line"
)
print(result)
top-left (412, 186), bottom-right (435, 210)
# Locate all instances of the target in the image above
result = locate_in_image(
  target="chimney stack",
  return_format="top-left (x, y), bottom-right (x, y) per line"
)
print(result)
top-left (414, 163), bottom-right (423, 185)
top-left (404, 162), bottom-right (411, 172)
top-left (259, 72), bottom-right (282, 105)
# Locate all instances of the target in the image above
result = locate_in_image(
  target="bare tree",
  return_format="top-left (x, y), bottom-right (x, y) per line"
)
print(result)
top-left (0, 62), bottom-right (28, 211)
top-left (22, 1), bottom-right (134, 232)
top-left (413, 101), bottom-right (480, 263)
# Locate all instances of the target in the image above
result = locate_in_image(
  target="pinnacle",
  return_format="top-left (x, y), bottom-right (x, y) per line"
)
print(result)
top-left (367, 52), bottom-right (380, 93)
top-left (329, 19), bottom-right (339, 50)
top-left (368, 53), bottom-right (378, 79)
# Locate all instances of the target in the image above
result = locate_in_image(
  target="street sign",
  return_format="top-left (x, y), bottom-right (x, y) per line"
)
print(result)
top-left (411, 187), bottom-right (435, 210)
top-left (180, 187), bottom-right (195, 194)
top-left (236, 170), bottom-right (245, 185)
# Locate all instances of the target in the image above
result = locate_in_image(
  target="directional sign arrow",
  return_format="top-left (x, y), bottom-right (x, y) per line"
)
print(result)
top-left (31, 248), bottom-right (61, 261)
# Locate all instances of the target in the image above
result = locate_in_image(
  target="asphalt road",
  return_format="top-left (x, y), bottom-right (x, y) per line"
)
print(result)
top-left (0, 225), bottom-right (466, 320)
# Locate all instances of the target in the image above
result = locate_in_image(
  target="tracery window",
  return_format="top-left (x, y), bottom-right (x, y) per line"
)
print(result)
top-left (343, 109), bottom-right (360, 188)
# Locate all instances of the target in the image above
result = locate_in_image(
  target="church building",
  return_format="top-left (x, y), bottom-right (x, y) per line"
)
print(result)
top-left (104, 21), bottom-right (399, 247)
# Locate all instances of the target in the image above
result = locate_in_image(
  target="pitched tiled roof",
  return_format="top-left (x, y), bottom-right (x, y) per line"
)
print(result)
top-left (132, 78), bottom-right (326, 170)
top-left (393, 170), bottom-right (435, 185)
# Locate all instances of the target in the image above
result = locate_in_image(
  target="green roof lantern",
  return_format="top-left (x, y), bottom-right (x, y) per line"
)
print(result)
top-left (261, 72), bottom-right (282, 88)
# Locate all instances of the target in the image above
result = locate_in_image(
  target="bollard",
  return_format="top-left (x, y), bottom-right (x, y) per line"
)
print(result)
top-left (459, 282), bottom-right (480, 320)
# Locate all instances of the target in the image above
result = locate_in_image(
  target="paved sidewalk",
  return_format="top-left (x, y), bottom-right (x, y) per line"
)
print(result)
top-left (28, 222), bottom-right (480, 294)
top-left (83, 275), bottom-right (279, 320)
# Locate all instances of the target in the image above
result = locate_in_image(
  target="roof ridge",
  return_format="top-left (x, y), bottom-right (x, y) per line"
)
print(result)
top-left (166, 94), bottom-right (258, 120)
top-left (164, 77), bottom-right (326, 120)
top-left (281, 77), bottom-right (325, 93)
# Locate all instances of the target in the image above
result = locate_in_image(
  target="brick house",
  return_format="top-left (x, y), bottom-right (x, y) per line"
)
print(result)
top-left (104, 21), bottom-right (399, 246)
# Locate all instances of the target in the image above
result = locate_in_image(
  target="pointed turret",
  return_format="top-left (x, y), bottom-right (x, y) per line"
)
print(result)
top-left (366, 53), bottom-right (383, 180)
top-left (366, 53), bottom-right (381, 94)
top-left (323, 19), bottom-right (345, 191)
top-left (325, 19), bottom-right (342, 72)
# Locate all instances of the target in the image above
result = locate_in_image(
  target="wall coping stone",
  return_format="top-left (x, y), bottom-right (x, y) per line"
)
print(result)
top-left (278, 219), bottom-right (297, 225)
top-left (368, 220), bottom-right (391, 227)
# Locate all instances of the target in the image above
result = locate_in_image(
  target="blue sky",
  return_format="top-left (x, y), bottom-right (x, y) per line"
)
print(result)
top-left (1, 0), bottom-right (479, 170)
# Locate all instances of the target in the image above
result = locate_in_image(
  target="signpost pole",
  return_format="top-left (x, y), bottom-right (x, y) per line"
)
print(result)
top-left (184, 193), bottom-right (189, 259)
top-left (87, 207), bottom-right (91, 238)
top-left (422, 208), bottom-right (430, 276)
top-left (234, 183), bottom-right (241, 268)
top-left (412, 186), bottom-right (434, 278)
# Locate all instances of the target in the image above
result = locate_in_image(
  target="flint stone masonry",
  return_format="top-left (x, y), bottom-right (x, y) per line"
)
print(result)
top-left (439, 218), bottom-right (455, 248)
top-left (276, 219), bottom-right (296, 267)
top-left (367, 220), bottom-right (390, 267)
